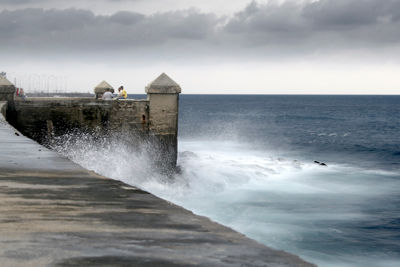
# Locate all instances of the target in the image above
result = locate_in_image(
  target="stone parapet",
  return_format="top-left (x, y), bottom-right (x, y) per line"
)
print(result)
top-left (12, 98), bottom-right (149, 144)
top-left (8, 73), bottom-right (181, 170)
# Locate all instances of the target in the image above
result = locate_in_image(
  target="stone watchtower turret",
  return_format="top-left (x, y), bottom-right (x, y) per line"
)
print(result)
top-left (146, 73), bottom-right (181, 169)
top-left (0, 76), bottom-right (16, 113)
top-left (94, 81), bottom-right (114, 99)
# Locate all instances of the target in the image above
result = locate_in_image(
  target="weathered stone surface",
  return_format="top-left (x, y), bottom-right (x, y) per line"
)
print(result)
top-left (145, 73), bottom-right (181, 94)
top-left (11, 98), bottom-right (150, 145)
top-left (0, 76), bottom-right (14, 87)
top-left (109, 99), bottom-right (149, 133)
top-left (0, 108), bottom-right (315, 267)
top-left (0, 77), bottom-right (16, 111)
top-left (94, 81), bottom-right (114, 93)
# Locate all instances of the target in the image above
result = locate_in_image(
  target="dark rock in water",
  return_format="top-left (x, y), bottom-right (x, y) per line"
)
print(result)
top-left (314, 161), bottom-right (327, 166)
top-left (15, 132), bottom-right (20, 136)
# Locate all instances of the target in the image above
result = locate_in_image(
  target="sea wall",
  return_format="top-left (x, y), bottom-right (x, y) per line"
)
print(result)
top-left (2, 73), bottom-right (181, 169)
top-left (12, 98), bottom-right (150, 144)
top-left (10, 95), bottom-right (178, 168)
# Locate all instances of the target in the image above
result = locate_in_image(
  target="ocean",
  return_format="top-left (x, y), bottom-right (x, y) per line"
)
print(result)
top-left (54, 95), bottom-right (400, 267)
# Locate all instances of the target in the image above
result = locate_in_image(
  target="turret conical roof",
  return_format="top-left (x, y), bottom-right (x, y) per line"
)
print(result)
top-left (94, 80), bottom-right (114, 94)
top-left (0, 76), bottom-right (15, 94)
top-left (145, 73), bottom-right (181, 94)
top-left (0, 76), bottom-right (14, 87)
top-left (95, 80), bottom-right (114, 90)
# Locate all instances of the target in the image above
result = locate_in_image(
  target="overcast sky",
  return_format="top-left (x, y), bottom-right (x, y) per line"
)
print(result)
top-left (1, 0), bottom-right (399, 94)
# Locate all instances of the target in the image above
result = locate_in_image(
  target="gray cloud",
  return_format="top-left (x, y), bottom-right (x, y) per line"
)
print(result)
top-left (0, 0), bottom-right (39, 4)
top-left (224, 0), bottom-right (400, 49)
top-left (0, 8), bottom-right (218, 51)
top-left (303, 0), bottom-right (400, 28)
top-left (1, 0), bottom-right (400, 58)
top-left (0, 0), bottom-right (131, 4)
top-left (303, 0), bottom-right (382, 28)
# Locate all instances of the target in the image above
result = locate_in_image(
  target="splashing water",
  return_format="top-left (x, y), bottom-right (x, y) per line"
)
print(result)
top-left (51, 132), bottom-right (167, 185)
top-left (51, 131), bottom-right (400, 267)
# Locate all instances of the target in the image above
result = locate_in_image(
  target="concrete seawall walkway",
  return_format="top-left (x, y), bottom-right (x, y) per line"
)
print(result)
top-left (0, 108), bottom-right (315, 266)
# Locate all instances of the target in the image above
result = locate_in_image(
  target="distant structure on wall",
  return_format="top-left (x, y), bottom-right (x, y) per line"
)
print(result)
top-left (1, 73), bottom-right (181, 170)
top-left (94, 81), bottom-right (115, 99)
top-left (0, 75), bottom-right (16, 111)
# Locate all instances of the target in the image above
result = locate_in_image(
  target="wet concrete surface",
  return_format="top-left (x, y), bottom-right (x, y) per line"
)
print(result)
top-left (0, 112), bottom-right (315, 266)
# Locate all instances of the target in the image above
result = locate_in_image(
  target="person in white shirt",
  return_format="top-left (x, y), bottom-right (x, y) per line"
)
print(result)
top-left (102, 89), bottom-right (114, 100)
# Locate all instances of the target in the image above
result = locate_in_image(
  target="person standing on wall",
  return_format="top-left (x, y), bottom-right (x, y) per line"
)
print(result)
top-left (118, 86), bottom-right (127, 99)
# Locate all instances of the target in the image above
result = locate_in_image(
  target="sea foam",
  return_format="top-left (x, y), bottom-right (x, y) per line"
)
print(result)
top-left (52, 132), bottom-right (400, 267)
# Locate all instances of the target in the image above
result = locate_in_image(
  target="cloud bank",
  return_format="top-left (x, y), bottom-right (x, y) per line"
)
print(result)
top-left (1, 0), bottom-right (400, 59)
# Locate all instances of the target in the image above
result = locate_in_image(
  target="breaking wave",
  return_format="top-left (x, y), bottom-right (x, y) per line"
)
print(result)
top-left (51, 131), bottom-right (400, 267)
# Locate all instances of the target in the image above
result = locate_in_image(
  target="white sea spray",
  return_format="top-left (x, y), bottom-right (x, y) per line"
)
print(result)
top-left (51, 132), bottom-right (400, 267)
